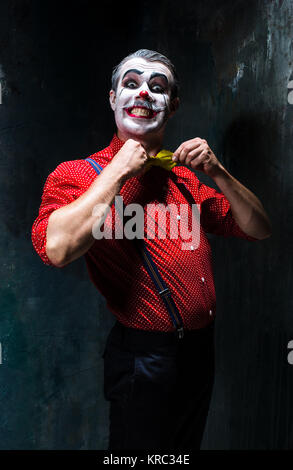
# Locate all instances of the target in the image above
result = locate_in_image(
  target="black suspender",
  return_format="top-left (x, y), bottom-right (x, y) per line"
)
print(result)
top-left (86, 157), bottom-right (185, 338)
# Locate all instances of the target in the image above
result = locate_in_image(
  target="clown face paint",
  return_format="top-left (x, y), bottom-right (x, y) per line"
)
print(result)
top-left (109, 58), bottom-right (176, 139)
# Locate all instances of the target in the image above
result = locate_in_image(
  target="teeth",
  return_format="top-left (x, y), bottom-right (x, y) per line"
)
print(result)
top-left (131, 107), bottom-right (151, 117)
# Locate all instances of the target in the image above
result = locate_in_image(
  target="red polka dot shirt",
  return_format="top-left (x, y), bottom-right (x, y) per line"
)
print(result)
top-left (32, 134), bottom-right (257, 331)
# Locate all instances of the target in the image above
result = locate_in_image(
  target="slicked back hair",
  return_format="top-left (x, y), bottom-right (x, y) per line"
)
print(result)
top-left (111, 49), bottom-right (179, 100)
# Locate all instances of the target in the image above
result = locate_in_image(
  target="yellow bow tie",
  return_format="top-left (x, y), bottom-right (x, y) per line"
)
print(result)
top-left (145, 150), bottom-right (177, 172)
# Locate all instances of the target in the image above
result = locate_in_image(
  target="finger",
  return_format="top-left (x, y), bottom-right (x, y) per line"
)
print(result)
top-left (189, 153), bottom-right (206, 170)
top-left (172, 144), bottom-right (184, 161)
top-left (177, 141), bottom-right (203, 164)
top-left (177, 146), bottom-right (190, 163)
top-left (173, 140), bottom-right (198, 160)
top-left (172, 138), bottom-right (202, 161)
top-left (178, 137), bottom-right (203, 151)
top-left (185, 145), bottom-right (205, 166)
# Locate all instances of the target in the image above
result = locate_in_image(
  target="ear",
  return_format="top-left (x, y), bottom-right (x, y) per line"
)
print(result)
top-left (169, 97), bottom-right (180, 117)
top-left (109, 90), bottom-right (116, 111)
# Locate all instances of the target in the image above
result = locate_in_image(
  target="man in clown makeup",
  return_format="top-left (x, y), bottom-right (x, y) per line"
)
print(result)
top-left (32, 49), bottom-right (271, 450)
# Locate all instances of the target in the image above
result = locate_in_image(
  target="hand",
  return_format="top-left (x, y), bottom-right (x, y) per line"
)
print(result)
top-left (172, 137), bottom-right (223, 178)
top-left (111, 139), bottom-right (148, 180)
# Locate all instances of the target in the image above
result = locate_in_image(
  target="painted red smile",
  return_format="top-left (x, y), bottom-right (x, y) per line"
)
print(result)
top-left (125, 106), bottom-right (157, 119)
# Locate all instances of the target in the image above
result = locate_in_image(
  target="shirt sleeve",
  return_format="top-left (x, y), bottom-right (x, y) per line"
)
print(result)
top-left (198, 180), bottom-right (258, 241)
top-left (31, 160), bottom-right (92, 266)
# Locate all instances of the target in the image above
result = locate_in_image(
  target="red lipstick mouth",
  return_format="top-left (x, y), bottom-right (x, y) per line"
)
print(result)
top-left (125, 106), bottom-right (157, 119)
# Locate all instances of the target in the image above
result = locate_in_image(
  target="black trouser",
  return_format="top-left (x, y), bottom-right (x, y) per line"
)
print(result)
top-left (102, 320), bottom-right (215, 450)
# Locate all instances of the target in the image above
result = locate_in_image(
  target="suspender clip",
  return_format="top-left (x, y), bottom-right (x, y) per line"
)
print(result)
top-left (158, 287), bottom-right (170, 298)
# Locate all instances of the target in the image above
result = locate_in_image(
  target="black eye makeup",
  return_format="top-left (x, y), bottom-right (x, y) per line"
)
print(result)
top-left (123, 79), bottom-right (138, 89)
top-left (122, 79), bottom-right (167, 94)
top-left (120, 70), bottom-right (169, 94)
top-left (149, 72), bottom-right (168, 93)
top-left (149, 82), bottom-right (166, 93)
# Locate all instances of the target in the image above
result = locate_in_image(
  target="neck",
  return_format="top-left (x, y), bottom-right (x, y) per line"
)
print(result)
top-left (117, 129), bottom-right (164, 156)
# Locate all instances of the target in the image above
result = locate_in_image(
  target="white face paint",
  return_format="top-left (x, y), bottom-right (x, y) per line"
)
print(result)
top-left (109, 57), bottom-right (176, 139)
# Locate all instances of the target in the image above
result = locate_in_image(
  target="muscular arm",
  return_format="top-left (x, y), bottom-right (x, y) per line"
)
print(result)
top-left (210, 164), bottom-right (271, 239)
top-left (46, 139), bottom-right (148, 267)
top-left (173, 137), bottom-right (272, 240)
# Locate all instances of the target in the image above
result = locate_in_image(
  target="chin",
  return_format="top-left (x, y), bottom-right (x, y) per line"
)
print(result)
top-left (121, 123), bottom-right (165, 138)
top-left (131, 127), bottom-right (155, 136)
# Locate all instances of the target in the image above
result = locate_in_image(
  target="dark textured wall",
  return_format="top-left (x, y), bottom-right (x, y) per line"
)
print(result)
top-left (0, 0), bottom-right (292, 449)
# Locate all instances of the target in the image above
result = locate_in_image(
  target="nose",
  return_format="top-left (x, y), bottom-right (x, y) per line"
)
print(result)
top-left (139, 90), bottom-right (149, 99)
top-left (137, 87), bottom-right (153, 102)
top-left (136, 87), bottom-right (154, 103)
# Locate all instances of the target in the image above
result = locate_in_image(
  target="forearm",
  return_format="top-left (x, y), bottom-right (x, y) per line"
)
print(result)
top-left (46, 160), bottom-right (128, 267)
top-left (211, 164), bottom-right (272, 239)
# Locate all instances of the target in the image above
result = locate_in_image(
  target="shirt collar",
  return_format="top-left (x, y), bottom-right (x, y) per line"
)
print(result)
top-left (109, 133), bottom-right (126, 156)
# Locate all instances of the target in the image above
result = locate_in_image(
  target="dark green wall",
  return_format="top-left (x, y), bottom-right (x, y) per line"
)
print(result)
top-left (0, 0), bottom-right (292, 449)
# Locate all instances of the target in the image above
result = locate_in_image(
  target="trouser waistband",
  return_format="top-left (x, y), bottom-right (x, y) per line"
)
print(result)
top-left (112, 320), bottom-right (215, 353)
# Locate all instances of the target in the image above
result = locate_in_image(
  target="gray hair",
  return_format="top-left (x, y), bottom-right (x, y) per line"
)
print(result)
top-left (111, 49), bottom-right (179, 100)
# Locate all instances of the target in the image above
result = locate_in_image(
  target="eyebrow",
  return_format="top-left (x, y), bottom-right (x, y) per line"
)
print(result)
top-left (150, 72), bottom-right (168, 83)
top-left (122, 69), bottom-right (144, 80)
top-left (121, 69), bottom-right (169, 84)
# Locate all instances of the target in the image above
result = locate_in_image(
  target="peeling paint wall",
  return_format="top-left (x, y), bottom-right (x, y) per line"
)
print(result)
top-left (0, 0), bottom-right (292, 449)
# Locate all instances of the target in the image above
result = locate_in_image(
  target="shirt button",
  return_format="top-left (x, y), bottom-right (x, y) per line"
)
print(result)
top-left (190, 245), bottom-right (195, 251)
top-left (201, 277), bottom-right (205, 282)
top-left (209, 309), bottom-right (213, 316)
top-left (176, 215), bottom-right (181, 220)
